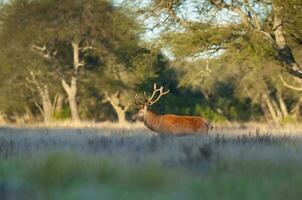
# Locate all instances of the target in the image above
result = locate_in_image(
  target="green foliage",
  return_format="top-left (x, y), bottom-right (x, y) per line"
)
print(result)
top-left (0, 0), bottom-right (159, 122)
top-left (53, 107), bottom-right (70, 120)
top-left (193, 105), bottom-right (226, 122)
top-left (0, 0), bottom-right (301, 123)
top-left (130, 0), bottom-right (302, 123)
top-left (280, 116), bottom-right (297, 125)
top-left (275, 0), bottom-right (302, 41)
top-left (161, 24), bottom-right (242, 58)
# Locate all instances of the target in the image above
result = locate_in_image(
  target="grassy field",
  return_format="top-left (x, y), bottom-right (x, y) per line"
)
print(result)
top-left (0, 124), bottom-right (302, 200)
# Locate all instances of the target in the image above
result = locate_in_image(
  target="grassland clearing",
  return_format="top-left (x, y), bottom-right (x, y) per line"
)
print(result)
top-left (0, 123), bottom-right (302, 199)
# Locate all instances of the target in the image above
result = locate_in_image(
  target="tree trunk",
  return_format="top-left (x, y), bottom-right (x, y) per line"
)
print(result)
top-left (62, 77), bottom-right (80, 123)
top-left (0, 112), bottom-right (6, 125)
top-left (24, 107), bottom-right (34, 123)
top-left (112, 103), bottom-right (127, 124)
top-left (264, 95), bottom-right (280, 124)
top-left (105, 92), bottom-right (129, 123)
top-left (41, 85), bottom-right (53, 123)
top-left (72, 41), bottom-right (81, 70)
top-left (271, 99), bottom-right (283, 119)
top-left (29, 72), bottom-right (53, 123)
top-left (273, 5), bottom-right (302, 79)
top-left (260, 101), bottom-right (271, 122)
top-left (54, 93), bottom-right (64, 114)
top-left (290, 97), bottom-right (302, 121)
top-left (277, 92), bottom-right (289, 117)
top-left (59, 40), bottom-right (83, 123)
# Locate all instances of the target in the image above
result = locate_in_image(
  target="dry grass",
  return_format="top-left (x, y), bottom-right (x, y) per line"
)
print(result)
top-left (4, 121), bottom-right (145, 129)
top-left (0, 123), bottom-right (302, 199)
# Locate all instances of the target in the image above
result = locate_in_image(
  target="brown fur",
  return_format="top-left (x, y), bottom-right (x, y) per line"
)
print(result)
top-left (143, 110), bottom-right (209, 136)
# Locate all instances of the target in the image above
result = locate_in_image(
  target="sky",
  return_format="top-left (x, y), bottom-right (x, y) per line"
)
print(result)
top-left (114, 0), bottom-right (241, 42)
top-left (113, 0), bottom-right (241, 60)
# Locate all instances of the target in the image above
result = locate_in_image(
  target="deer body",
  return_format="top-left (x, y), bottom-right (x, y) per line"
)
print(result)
top-left (143, 110), bottom-right (209, 135)
top-left (134, 84), bottom-right (209, 136)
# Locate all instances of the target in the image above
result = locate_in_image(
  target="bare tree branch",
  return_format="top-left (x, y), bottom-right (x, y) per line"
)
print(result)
top-left (81, 46), bottom-right (97, 52)
top-left (26, 71), bottom-right (44, 95)
top-left (244, 0), bottom-right (261, 30)
top-left (208, 0), bottom-right (250, 27)
top-left (31, 44), bottom-right (56, 59)
top-left (148, 0), bottom-right (191, 29)
top-left (279, 75), bottom-right (302, 91)
top-left (34, 101), bottom-right (44, 115)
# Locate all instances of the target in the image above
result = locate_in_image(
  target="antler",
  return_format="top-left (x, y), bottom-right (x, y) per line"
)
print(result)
top-left (145, 83), bottom-right (169, 106)
top-left (134, 83), bottom-right (169, 108)
top-left (135, 94), bottom-right (145, 108)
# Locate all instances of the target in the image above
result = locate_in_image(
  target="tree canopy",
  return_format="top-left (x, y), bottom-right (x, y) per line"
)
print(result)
top-left (0, 0), bottom-right (301, 124)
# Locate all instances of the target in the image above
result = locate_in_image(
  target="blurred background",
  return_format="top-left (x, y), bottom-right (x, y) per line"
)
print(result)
top-left (0, 0), bottom-right (301, 125)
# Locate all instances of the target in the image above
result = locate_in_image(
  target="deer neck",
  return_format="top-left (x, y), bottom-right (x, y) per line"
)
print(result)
top-left (144, 110), bottom-right (161, 132)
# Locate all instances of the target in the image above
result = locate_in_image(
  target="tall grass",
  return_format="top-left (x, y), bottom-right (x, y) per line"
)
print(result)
top-left (0, 125), bottom-right (302, 199)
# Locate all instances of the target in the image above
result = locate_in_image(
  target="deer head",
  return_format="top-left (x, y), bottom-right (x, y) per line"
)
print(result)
top-left (132, 83), bottom-right (169, 121)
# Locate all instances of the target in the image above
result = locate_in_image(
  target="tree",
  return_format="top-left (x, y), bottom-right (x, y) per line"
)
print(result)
top-left (172, 34), bottom-right (301, 123)
top-left (134, 0), bottom-right (302, 78)
top-left (126, 0), bottom-right (302, 123)
top-left (82, 46), bottom-right (162, 123)
top-left (26, 71), bottom-right (64, 123)
top-left (1, 0), bottom-right (143, 123)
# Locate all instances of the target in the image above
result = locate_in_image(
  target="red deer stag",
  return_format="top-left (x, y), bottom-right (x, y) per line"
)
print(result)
top-left (133, 84), bottom-right (209, 136)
